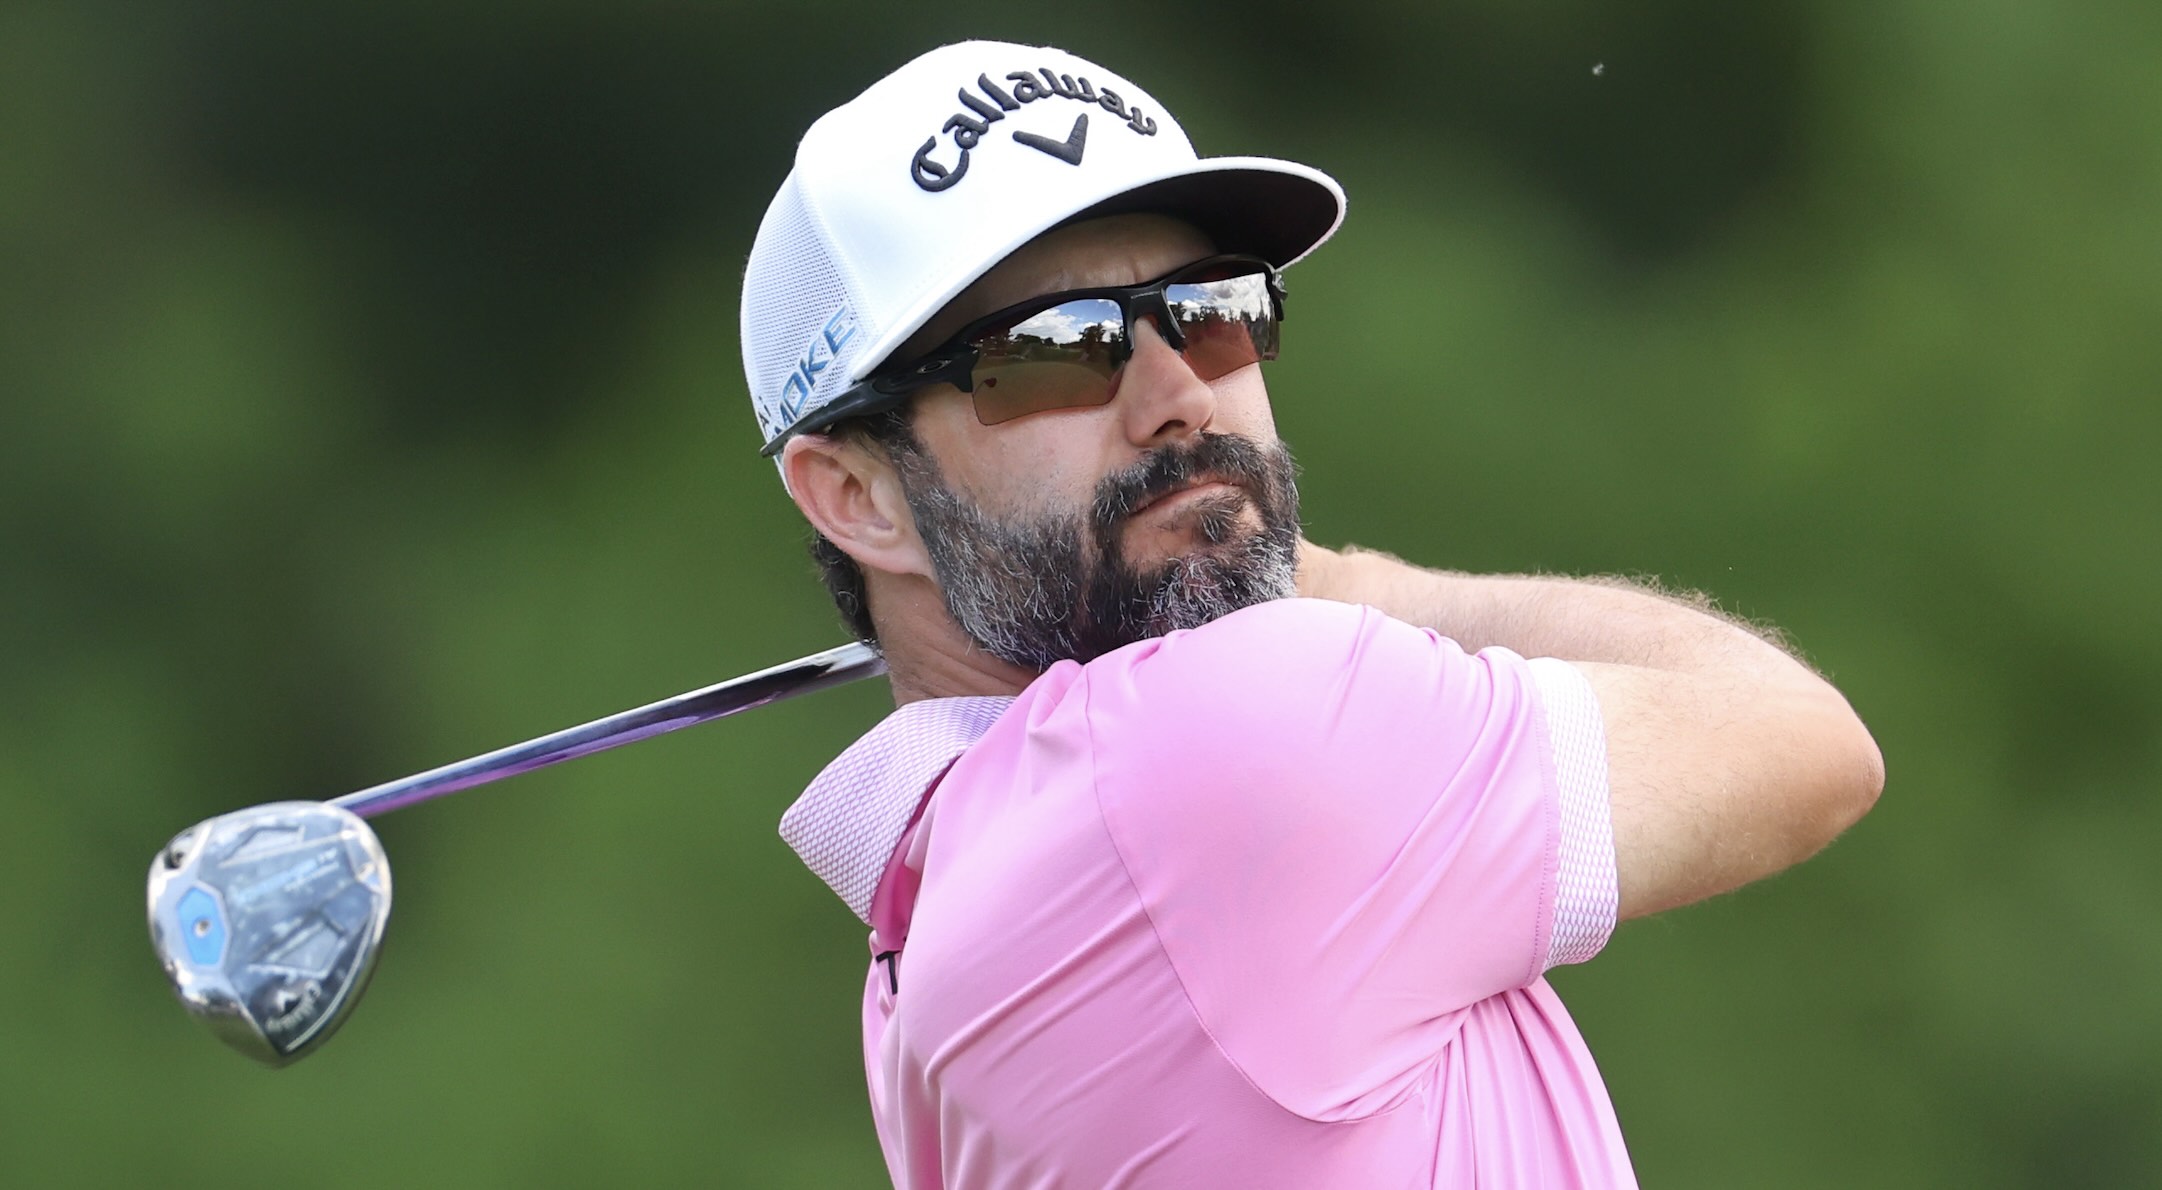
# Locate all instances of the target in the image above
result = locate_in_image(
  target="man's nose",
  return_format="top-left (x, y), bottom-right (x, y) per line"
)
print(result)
top-left (1115, 316), bottom-right (1217, 446)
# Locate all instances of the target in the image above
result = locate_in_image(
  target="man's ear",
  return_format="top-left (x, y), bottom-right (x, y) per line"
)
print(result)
top-left (781, 433), bottom-right (934, 579)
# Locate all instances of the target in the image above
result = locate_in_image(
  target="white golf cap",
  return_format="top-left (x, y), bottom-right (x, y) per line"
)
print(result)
top-left (740, 40), bottom-right (1345, 454)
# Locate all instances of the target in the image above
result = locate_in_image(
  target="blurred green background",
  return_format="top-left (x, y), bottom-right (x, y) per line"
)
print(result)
top-left (5, 1), bottom-right (2158, 1185)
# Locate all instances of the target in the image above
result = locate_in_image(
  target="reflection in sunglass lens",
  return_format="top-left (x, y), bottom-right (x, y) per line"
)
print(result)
top-left (954, 265), bottom-right (1280, 427)
top-left (1166, 273), bottom-right (1275, 381)
top-left (970, 298), bottom-right (1124, 425)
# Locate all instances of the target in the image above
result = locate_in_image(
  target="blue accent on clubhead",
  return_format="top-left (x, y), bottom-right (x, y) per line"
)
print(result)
top-left (177, 887), bottom-right (226, 967)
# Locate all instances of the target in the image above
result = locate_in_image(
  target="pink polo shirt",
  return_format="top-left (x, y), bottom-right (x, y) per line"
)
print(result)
top-left (781, 598), bottom-right (1633, 1188)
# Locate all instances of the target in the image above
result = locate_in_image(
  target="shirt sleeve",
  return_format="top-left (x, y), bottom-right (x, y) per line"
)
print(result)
top-left (1081, 598), bottom-right (1617, 1120)
top-left (1525, 657), bottom-right (1620, 968)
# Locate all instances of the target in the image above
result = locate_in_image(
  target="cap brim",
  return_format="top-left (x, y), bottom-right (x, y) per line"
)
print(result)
top-left (848, 155), bottom-right (1344, 384)
top-left (1058, 156), bottom-right (1345, 272)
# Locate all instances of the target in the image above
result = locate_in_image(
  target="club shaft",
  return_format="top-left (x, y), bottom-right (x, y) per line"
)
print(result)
top-left (331, 642), bottom-right (885, 819)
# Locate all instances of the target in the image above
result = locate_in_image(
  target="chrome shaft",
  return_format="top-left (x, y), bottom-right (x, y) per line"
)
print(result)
top-left (334, 642), bottom-right (884, 819)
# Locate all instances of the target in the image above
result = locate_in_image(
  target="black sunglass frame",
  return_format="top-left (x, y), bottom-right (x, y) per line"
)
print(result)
top-left (760, 253), bottom-right (1285, 456)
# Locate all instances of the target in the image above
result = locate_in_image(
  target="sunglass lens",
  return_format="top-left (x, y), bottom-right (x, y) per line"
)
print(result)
top-left (1164, 272), bottom-right (1277, 381)
top-left (956, 266), bottom-right (1278, 426)
top-left (968, 298), bottom-right (1124, 425)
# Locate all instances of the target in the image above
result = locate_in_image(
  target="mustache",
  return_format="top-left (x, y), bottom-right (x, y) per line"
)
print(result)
top-left (1089, 432), bottom-right (1283, 534)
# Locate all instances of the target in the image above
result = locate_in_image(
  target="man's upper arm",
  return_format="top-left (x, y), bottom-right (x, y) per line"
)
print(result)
top-left (1567, 659), bottom-right (1884, 921)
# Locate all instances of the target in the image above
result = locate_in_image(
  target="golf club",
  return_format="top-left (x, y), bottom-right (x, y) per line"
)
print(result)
top-left (147, 641), bottom-right (885, 1066)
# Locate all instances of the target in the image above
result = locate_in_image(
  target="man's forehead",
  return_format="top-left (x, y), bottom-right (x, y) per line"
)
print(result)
top-left (903, 214), bottom-right (1215, 353)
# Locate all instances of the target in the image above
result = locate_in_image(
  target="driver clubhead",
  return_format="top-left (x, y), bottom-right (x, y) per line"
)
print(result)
top-left (147, 801), bottom-right (391, 1067)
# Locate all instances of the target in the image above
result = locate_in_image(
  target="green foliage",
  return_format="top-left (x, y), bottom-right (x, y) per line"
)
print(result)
top-left (4, 2), bottom-right (2156, 1185)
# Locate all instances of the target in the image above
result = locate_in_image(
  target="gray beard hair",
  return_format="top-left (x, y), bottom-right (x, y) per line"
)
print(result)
top-left (889, 433), bottom-right (1302, 670)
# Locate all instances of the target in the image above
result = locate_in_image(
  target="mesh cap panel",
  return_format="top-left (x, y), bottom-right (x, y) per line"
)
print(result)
top-left (740, 175), bottom-right (867, 445)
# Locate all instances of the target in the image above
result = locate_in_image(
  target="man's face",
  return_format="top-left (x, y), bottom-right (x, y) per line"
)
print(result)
top-left (887, 214), bottom-right (1302, 668)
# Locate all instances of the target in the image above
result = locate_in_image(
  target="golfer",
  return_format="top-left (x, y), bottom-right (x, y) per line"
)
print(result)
top-left (742, 41), bottom-right (1883, 1189)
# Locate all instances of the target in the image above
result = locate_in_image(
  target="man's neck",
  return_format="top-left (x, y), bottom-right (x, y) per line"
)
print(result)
top-left (870, 579), bottom-right (1041, 705)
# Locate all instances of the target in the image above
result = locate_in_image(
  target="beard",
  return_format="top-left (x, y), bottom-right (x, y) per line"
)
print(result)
top-left (889, 431), bottom-right (1302, 670)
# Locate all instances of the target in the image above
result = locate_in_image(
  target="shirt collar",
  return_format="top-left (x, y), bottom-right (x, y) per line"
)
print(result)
top-left (779, 695), bottom-right (1015, 923)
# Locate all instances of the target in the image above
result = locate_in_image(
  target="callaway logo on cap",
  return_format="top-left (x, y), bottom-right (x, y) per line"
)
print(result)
top-left (739, 40), bottom-right (1346, 455)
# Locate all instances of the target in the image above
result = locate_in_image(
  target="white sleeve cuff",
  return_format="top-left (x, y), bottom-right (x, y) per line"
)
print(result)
top-left (1528, 657), bottom-right (1619, 969)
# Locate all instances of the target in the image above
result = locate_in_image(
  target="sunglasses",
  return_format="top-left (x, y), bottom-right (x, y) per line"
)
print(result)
top-left (761, 254), bottom-right (1284, 455)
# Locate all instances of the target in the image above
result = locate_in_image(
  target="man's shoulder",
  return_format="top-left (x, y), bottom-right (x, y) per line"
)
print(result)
top-left (1003, 599), bottom-right (1379, 734)
top-left (1037, 598), bottom-right (1441, 796)
top-left (1035, 597), bottom-right (1527, 817)
top-left (1167, 594), bottom-right (1372, 646)
top-left (1077, 597), bottom-right (1379, 691)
